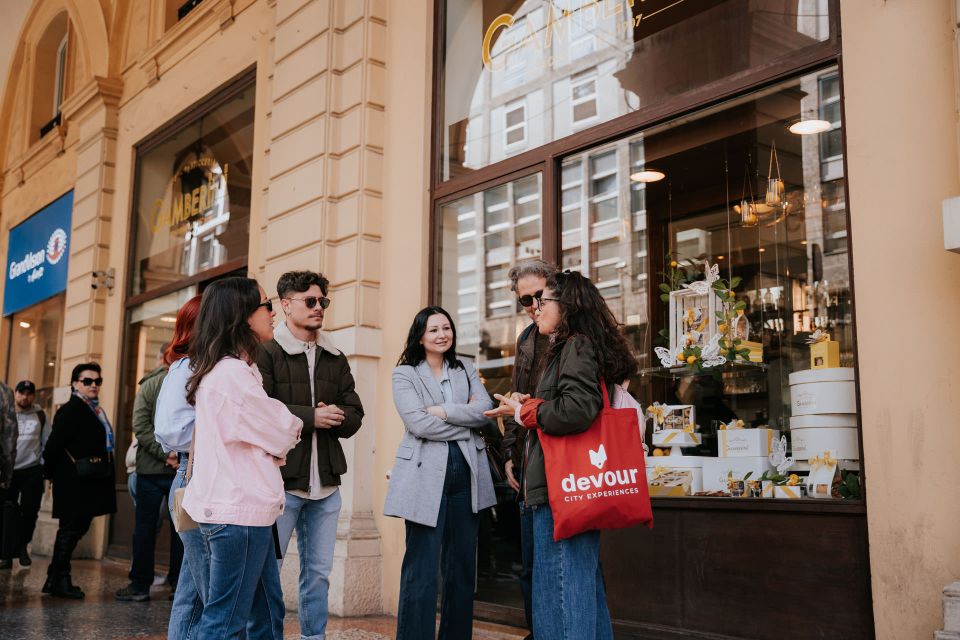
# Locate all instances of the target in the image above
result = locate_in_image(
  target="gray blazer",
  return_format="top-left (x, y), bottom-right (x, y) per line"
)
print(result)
top-left (383, 359), bottom-right (497, 527)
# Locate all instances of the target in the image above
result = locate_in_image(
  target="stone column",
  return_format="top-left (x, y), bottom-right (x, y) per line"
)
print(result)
top-left (31, 76), bottom-right (122, 559)
top-left (264, 0), bottom-right (385, 615)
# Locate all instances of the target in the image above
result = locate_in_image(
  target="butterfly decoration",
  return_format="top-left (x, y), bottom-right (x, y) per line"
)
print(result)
top-left (654, 344), bottom-right (679, 368)
top-left (700, 333), bottom-right (727, 368)
top-left (805, 329), bottom-right (830, 344)
top-left (681, 261), bottom-right (720, 295)
top-left (768, 435), bottom-right (795, 476)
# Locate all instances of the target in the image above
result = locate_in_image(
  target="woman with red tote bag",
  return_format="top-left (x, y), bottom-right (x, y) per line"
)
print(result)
top-left (489, 270), bottom-right (647, 640)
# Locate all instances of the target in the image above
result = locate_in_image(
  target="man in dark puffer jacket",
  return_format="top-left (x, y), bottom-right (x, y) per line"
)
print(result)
top-left (256, 270), bottom-right (364, 640)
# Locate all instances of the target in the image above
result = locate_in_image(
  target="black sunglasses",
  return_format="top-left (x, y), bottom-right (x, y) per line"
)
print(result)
top-left (78, 377), bottom-right (103, 387)
top-left (517, 290), bottom-right (544, 308)
top-left (284, 296), bottom-right (331, 310)
top-left (256, 300), bottom-right (274, 313)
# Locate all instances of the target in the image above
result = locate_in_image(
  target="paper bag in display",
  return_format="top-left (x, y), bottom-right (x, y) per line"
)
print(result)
top-left (718, 428), bottom-right (779, 457)
top-left (805, 456), bottom-right (841, 499)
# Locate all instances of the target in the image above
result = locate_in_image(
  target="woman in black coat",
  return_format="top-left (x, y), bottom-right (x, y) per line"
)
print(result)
top-left (42, 362), bottom-right (117, 599)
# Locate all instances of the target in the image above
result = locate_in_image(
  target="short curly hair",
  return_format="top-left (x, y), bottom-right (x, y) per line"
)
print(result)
top-left (276, 270), bottom-right (330, 299)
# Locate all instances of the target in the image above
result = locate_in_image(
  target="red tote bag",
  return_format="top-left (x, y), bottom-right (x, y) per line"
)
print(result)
top-left (538, 381), bottom-right (653, 541)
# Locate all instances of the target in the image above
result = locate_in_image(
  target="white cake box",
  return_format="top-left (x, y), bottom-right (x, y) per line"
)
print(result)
top-left (718, 428), bottom-right (780, 457)
top-left (645, 455), bottom-right (704, 494)
top-left (790, 414), bottom-right (857, 429)
top-left (652, 429), bottom-right (702, 448)
top-left (788, 367), bottom-right (856, 416)
top-left (702, 456), bottom-right (773, 492)
top-left (790, 427), bottom-right (860, 460)
top-left (774, 485), bottom-right (803, 499)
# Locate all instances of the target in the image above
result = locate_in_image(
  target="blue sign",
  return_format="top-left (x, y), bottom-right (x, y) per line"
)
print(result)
top-left (3, 191), bottom-right (73, 316)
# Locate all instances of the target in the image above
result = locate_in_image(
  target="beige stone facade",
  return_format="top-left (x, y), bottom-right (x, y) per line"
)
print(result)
top-left (2, 0), bottom-right (960, 638)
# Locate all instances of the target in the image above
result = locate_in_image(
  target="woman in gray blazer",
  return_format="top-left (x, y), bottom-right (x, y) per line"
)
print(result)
top-left (384, 306), bottom-right (496, 640)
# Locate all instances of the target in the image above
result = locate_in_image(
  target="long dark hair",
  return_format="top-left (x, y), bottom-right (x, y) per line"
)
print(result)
top-left (545, 270), bottom-right (638, 384)
top-left (396, 306), bottom-right (463, 370)
top-left (186, 277), bottom-right (263, 405)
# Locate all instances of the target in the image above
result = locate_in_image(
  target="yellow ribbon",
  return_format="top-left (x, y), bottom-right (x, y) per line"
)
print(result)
top-left (777, 485), bottom-right (801, 499)
top-left (766, 429), bottom-right (773, 454)
top-left (661, 432), bottom-right (677, 444)
top-left (761, 483), bottom-right (776, 497)
top-left (808, 451), bottom-right (835, 468)
top-left (646, 405), bottom-right (665, 425)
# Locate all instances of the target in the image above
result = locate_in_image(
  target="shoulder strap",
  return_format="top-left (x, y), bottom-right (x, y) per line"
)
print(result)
top-left (38, 410), bottom-right (46, 428)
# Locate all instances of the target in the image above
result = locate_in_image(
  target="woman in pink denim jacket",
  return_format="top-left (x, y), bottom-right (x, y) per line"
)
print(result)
top-left (182, 277), bottom-right (302, 639)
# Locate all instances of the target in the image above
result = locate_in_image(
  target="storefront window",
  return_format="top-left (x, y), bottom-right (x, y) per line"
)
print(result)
top-left (437, 65), bottom-right (858, 502)
top-left (437, 173), bottom-right (542, 396)
top-left (575, 66), bottom-right (856, 500)
top-left (440, 0), bottom-right (834, 180)
top-left (130, 85), bottom-right (254, 297)
top-left (6, 294), bottom-right (64, 416)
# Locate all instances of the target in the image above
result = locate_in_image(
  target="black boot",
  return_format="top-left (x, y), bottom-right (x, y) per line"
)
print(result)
top-left (49, 575), bottom-right (83, 599)
top-left (18, 546), bottom-right (30, 567)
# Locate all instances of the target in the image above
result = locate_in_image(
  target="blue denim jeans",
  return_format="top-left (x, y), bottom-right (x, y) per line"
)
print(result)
top-left (168, 463), bottom-right (205, 639)
top-left (194, 522), bottom-right (285, 640)
top-left (396, 443), bottom-right (478, 640)
top-left (275, 489), bottom-right (342, 640)
top-left (518, 500), bottom-right (534, 636)
top-left (530, 504), bottom-right (613, 640)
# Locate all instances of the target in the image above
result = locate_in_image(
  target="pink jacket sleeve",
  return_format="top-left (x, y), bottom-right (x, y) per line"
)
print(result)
top-left (215, 360), bottom-right (302, 457)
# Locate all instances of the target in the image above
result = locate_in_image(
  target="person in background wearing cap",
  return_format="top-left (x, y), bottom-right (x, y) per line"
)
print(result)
top-left (0, 381), bottom-right (16, 569)
top-left (0, 381), bottom-right (46, 569)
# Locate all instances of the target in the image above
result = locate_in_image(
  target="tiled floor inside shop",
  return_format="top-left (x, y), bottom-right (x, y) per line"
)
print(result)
top-left (0, 555), bottom-right (527, 639)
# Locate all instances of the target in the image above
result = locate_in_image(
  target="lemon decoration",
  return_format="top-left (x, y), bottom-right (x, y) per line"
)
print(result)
top-left (686, 355), bottom-right (697, 365)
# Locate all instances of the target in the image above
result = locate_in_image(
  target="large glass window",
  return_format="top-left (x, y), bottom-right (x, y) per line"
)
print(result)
top-left (438, 66), bottom-right (857, 505)
top-left (130, 84), bottom-right (254, 297)
top-left (6, 294), bottom-right (65, 417)
top-left (440, 0), bottom-right (834, 180)
top-left (438, 173), bottom-right (542, 396)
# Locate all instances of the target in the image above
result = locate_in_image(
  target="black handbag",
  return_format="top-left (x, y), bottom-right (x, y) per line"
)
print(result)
top-left (65, 449), bottom-right (112, 480)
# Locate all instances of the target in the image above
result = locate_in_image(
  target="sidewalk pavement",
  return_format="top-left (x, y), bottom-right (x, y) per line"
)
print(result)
top-left (0, 555), bottom-right (527, 639)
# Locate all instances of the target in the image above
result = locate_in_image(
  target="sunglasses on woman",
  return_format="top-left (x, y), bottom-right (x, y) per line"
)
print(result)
top-left (79, 377), bottom-right (103, 387)
top-left (256, 300), bottom-right (274, 313)
top-left (284, 296), bottom-right (331, 309)
top-left (517, 290), bottom-right (544, 308)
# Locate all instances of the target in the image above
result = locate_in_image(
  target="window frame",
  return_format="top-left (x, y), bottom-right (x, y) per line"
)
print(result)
top-left (503, 98), bottom-right (527, 151)
top-left (52, 33), bottom-right (68, 116)
top-left (429, 1), bottom-right (863, 514)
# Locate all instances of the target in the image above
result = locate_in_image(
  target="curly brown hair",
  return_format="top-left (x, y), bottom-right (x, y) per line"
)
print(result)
top-left (545, 270), bottom-right (638, 384)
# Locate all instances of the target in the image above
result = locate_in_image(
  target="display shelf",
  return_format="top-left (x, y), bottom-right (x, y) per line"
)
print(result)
top-left (639, 361), bottom-right (768, 380)
top-left (649, 495), bottom-right (866, 514)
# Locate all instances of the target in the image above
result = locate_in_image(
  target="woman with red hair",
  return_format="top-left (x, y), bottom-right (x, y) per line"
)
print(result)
top-left (152, 295), bottom-right (211, 636)
top-left (115, 294), bottom-right (203, 603)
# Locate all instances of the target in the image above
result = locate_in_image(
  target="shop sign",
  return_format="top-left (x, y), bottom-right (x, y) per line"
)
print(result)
top-left (3, 191), bottom-right (73, 316)
top-left (149, 149), bottom-right (228, 233)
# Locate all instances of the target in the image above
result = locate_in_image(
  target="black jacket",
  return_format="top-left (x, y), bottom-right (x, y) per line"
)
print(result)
top-left (42, 395), bottom-right (117, 520)
top-left (501, 322), bottom-right (548, 470)
top-left (256, 333), bottom-right (364, 492)
top-left (524, 335), bottom-right (607, 507)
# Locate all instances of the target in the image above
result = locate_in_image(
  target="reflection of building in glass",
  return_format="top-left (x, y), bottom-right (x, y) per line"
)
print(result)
top-left (463, 0), bottom-right (635, 170)
top-left (439, 175), bottom-right (542, 393)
